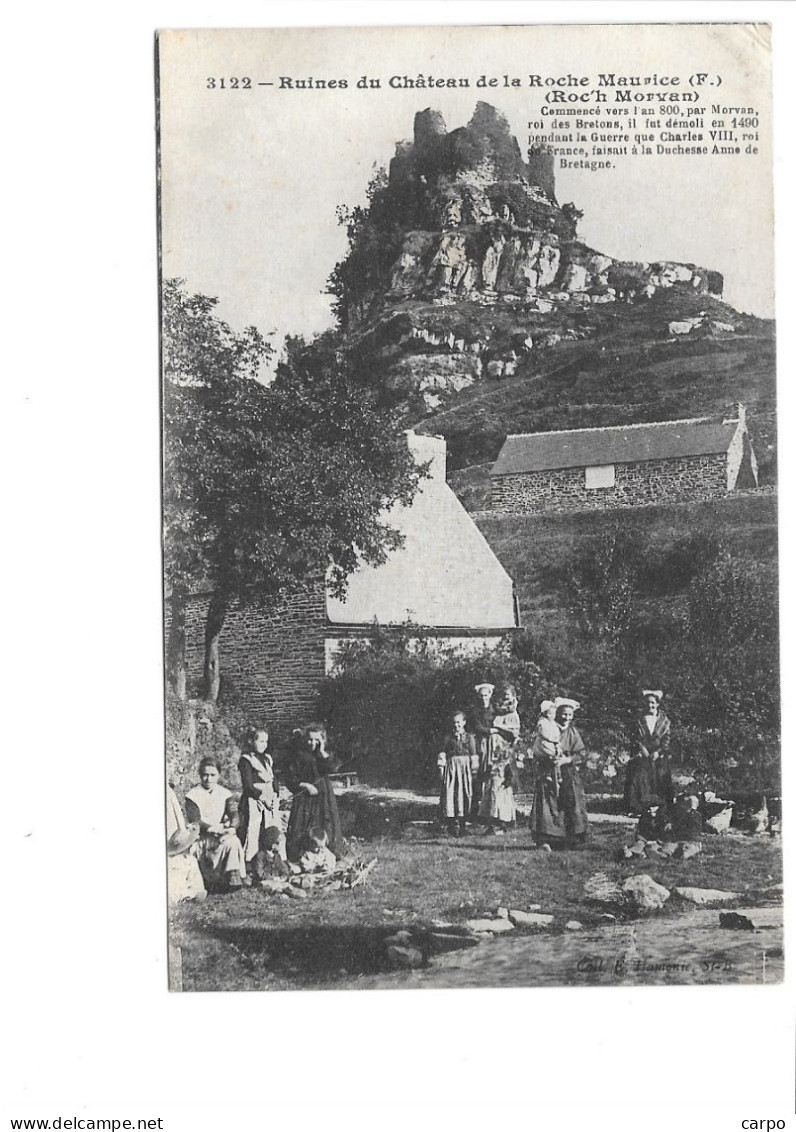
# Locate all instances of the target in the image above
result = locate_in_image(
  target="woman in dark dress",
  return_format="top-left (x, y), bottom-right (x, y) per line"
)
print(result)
top-left (623, 690), bottom-right (674, 815)
top-left (468, 682), bottom-right (497, 819)
top-left (531, 697), bottom-right (589, 848)
top-left (284, 724), bottom-right (343, 863)
top-left (555, 700), bottom-right (590, 845)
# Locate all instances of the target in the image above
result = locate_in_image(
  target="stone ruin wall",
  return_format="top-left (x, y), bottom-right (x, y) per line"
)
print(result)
top-left (490, 453), bottom-right (728, 515)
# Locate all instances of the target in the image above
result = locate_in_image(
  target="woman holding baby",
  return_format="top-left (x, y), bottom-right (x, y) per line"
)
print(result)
top-left (530, 696), bottom-right (589, 850)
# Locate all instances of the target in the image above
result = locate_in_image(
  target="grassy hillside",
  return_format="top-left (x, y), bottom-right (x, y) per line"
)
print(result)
top-left (474, 492), bottom-right (778, 621)
top-left (415, 289), bottom-right (775, 480)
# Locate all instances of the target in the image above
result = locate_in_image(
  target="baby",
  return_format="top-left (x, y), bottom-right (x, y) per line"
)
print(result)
top-left (299, 826), bottom-right (337, 874)
top-left (536, 700), bottom-right (561, 755)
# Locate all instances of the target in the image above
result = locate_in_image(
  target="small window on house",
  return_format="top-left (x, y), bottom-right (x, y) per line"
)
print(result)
top-left (585, 464), bottom-right (615, 489)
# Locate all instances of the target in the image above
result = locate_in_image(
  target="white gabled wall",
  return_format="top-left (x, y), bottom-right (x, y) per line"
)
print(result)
top-left (326, 432), bottom-right (517, 630)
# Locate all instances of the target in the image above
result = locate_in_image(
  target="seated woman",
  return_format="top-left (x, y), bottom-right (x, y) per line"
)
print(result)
top-left (283, 725), bottom-right (343, 863)
top-left (184, 757), bottom-right (246, 891)
top-left (623, 690), bottom-right (673, 816)
top-left (166, 765), bottom-right (206, 904)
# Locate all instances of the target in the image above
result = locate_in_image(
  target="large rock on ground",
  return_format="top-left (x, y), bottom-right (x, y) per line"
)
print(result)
top-left (508, 910), bottom-right (554, 928)
top-left (464, 917), bottom-right (515, 934)
top-left (674, 887), bottom-right (739, 905)
top-left (622, 874), bottom-right (671, 911)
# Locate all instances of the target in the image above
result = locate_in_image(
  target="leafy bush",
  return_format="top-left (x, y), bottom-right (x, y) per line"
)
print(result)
top-left (319, 630), bottom-right (545, 788)
top-left (317, 541), bottom-right (780, 798)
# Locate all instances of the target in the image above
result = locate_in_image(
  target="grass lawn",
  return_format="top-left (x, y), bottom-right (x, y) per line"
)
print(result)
top-left (170, 812), bottom-right (781, 992)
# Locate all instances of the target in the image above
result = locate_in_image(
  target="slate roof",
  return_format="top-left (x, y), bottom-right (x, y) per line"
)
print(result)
top-left (491, 417), bottom-right (739, 476)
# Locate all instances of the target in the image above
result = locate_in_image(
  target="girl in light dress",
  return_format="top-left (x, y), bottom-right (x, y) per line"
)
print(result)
top-left (479, 685), bottom-right (522, 834)
top-left (238, 726), bottom-right (285, 884)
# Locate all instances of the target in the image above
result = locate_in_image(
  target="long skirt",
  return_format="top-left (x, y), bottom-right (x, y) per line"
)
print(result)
top-left (196, 831), bottom-right (246, 884)
top-left (440, 755), bottom-right (473, 818)
top-left (286, 779), bottom-right (343, 862)
top-left (531, 770), bottom-right (589, 844)
top-left (623, 755), bottom-right (673, 814)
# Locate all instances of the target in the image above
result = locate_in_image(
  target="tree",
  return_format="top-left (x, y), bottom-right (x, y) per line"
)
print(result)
top-left (162, 281), bottom-right (423, 701)
top-left (162, 279), bottom-right (270, 698)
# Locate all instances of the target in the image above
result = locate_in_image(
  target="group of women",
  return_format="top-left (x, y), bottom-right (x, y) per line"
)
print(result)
top-left (437, 683), bottom-right (673, 850)
top-left (167, 723), bottom-right (344, 897)
top-left (167, 687), bottom-right (675, 902)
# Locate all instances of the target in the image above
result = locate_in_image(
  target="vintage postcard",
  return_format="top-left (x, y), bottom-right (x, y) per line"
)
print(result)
top-left (158, 23), bottom-right (780, 991)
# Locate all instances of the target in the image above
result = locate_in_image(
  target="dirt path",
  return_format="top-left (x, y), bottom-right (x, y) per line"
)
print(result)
top-left (355, 905), bottom-right (782, 989)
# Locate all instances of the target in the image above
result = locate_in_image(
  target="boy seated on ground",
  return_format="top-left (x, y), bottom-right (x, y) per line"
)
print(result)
top-left (621, 803), bottom-right (671, 859)
top-left (659, 794), bottom-right (703, 858)
top-left (299, 826), bottom-right (337, 874)
top-left (255, 825), bottom-right (290, 882)
top-left (623, 796), bottom-right (703, 860)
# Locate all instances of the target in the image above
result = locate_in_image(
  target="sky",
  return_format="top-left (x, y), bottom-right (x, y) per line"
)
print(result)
top-left (159, 23), bottom-right (774, 358)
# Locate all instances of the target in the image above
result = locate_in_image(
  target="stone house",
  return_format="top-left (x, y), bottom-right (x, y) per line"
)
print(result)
top-left (489, 405), bottom-right (758, 515)
top-left (175, 433), bottom-right (519, 729)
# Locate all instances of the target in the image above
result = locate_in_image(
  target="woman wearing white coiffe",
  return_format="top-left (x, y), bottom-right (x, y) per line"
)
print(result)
top-left (185, 758), bottom-right (246, 889)
top-left (237, 727), bottom-right (285, 876)
top-left (166, 772), bottom-right (206, 904)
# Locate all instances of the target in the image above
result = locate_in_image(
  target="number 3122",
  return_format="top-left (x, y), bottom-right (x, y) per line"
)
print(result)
top-left (207, 77), bottom-right (252, 89)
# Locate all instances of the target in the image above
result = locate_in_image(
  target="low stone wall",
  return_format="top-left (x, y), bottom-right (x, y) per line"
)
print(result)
top-left (490, 454), bottom-right (727, 514)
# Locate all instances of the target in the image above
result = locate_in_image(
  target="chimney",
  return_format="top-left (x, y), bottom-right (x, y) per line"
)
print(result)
top-left (723, 401), bottom-right (747, 428)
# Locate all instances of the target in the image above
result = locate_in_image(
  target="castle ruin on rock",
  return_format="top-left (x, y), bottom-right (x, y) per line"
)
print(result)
top-left (333, 102), bottom-right (724, 414)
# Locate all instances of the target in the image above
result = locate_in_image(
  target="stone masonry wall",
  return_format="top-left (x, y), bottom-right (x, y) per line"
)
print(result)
top-left (490, 454), bottom-right (728, 515)
top-left (167, 583), bottom-right (328, 730)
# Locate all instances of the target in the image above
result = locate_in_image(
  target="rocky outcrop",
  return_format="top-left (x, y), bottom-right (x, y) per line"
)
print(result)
top-left (335, 102), bottom-right (724, 413)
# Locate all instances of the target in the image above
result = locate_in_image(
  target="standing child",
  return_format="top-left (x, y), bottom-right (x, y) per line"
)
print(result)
top-left (479, 686), bottom-right (521, 834)
top-left (238, 726), bottom-right (284, 883)
top-left (437, 711), bottom-right (477, 836)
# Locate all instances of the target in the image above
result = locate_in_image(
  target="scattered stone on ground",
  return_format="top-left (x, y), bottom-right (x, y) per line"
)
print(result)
top-left (427, 932), bottom-right (482, 954)
top-left (464, 917), bottom-right (515, 934)
top-left (527, 903), bottom-right (542, 911)
top-left (719, 912), bottom-right (758, 932)
top-left (497, 906), bottom-right (510, 919)
top-left (508, 910), bottom-right (554, 928)
top-left (674, 886), bottom-right (739, 905)
top-left (565, 921), bottom-right (583, 931)
top-left (584, 872), bottom-right (624, 904)
top-left (386, 944), bottom-right (424, 969)
top-left (597, 913), bottom-right (617, 923)
top-left (622, 874), bottom-right (671, 911)
top-left (359, 905), bottom-right (783, 989)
